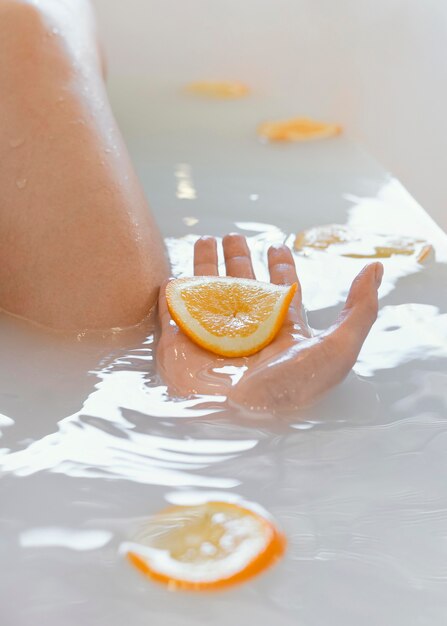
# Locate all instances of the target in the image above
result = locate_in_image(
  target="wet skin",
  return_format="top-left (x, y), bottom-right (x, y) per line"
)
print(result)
top-left (0, 0), bottom-right (168, 330)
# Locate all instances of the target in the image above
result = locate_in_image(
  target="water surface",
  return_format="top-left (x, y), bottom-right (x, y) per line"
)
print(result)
top-left (1, 97), bottom-right (447, 625)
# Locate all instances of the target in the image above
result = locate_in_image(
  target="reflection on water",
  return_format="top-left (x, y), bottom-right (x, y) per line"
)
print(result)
top-left (345, 178), bottom-right (447, 263)
top-left (175, 163), bottom-right (197, 200)
top-left (2, 177), bottom-right (447, 623)
top-left (356, 304), bottom-right (447, 377)
top-left (19, 527), bottom-right (113, 551)
top-left (0, 340), bottom-right (256, 487)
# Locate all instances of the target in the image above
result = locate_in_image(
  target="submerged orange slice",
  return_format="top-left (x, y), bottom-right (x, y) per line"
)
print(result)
top-left (258, 117), bottom-right (342, 142)
top-left (165, 276), bottom-right (297, 357)
top-left (127, 501), bottom-right (285, 591)
top-left (294, 224), bottom-right (432, 261)
top-left (186, 81), bottom-right (250, 99)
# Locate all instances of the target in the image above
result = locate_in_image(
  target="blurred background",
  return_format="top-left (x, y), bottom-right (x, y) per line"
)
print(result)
top-left (92, 0), bottom-right (447, 230)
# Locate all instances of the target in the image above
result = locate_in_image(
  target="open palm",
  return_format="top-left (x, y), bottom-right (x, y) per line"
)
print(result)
top-left (157, 234), bottom-right (382, 413)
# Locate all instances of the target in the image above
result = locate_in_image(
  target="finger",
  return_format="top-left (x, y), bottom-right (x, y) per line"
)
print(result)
top-left (267, 244), bottom-right (306, 329)
top-left (194, 237), bottom-right (219, 276)
top-left (325, 262), bottom-right (383, 365)
top-left (223, 233), bottom-right (256, 279)
top-left (268, 244), bottom-right (299, 285)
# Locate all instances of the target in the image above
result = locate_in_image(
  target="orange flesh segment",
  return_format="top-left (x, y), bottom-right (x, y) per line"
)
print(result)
top-left (186, 81), bottom-right (250, 99)
top-left (294, 224), bottom-right (433, 261)
top-left (127, 501), bottom-right (286, 591)
top-left (166, 277), bottom-right (297, 357)
top-left (258, 117), bottom-right (342, 142)
top-left (183, 282), bottom-right (282, 337)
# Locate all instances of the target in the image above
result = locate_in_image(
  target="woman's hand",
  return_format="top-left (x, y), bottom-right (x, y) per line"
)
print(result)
top-left (157, 234), bottom-right (383, 413)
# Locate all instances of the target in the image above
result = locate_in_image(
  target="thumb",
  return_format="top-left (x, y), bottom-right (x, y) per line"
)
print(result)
top-left (329, 262), bottom-right (383, 363)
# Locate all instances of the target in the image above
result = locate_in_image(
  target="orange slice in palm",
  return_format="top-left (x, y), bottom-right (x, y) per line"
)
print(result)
top-left (186, 81), bottom-right (250, 99)
top-left (258, 117), bottom-right (342, 142)
top-left (165, 276), bottom-right (297, 357)
top-left (127, 501), bottom-right (286, 591)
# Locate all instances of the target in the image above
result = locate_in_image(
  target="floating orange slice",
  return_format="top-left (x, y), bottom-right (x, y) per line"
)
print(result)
top-left (294, 224), bottom-right (432, 261)
top-left (258, 117), bottom-right (342, 142)
top-left (186, 81), bottom-right (250, 99)
top-left (165, 276), bottom-right (297, 357)
top-left (127, 501), bottom-right (285, 591)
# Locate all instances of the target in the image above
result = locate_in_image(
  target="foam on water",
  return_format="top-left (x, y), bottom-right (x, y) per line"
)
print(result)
top-left (1, 95), bottom-right (447, 625)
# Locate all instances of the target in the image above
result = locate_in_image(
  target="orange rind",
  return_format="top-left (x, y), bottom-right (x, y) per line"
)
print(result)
top-left (185, 81), bottom-right (250, 99)
top-left (294, 224), bottom-right (432, 262)
top-left (258, 117), bottom-right (342, 142)
top-left (127, 501), bottom-right (286, 591)
top-left (165, 276), bottom-right (297, 357)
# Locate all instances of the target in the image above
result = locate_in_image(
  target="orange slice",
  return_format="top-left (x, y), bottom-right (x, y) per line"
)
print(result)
top-left (165, 276), bottom-right (297, 357)
top-left (127, 501), bottom-right (286, 591)
top-left (186, 81), bottom-right (250, 99)
top-left (294, 223), bottom-right (432, 261)
top-left (258, 117), bottom-right (342, 142)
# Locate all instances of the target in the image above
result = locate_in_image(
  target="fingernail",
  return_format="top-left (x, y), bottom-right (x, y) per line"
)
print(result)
top-left (375, 263), bottom-right (384, 288)
top-left (224, 232), bottom-right (240, 239)
top-left (269, 243), bottom-right (287, 253)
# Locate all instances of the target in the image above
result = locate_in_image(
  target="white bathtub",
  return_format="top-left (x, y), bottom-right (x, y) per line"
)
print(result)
top-left (94, 0), bottom-right (447, 231)
top-left (1, 2), bottom-right (447, 625)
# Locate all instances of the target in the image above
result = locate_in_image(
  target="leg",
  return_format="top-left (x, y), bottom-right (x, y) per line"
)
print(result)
top-left (0, 0), bottom-right (168, 330)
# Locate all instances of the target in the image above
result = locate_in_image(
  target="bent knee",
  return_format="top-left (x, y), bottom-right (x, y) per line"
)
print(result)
top-left (0, 1), bottom-right (50, 35)
top-left (0, 2), bottom-right (61, 80)
top-left (0, 0), bottom-right (94, 70)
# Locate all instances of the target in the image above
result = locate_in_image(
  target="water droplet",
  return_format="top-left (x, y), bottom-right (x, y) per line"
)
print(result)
top-left (9, 137), bottom-right (25, 148)
top-left (51, 27), bottom-right (59, 35)
top-left (16, 178), bottom-right (27, 189)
